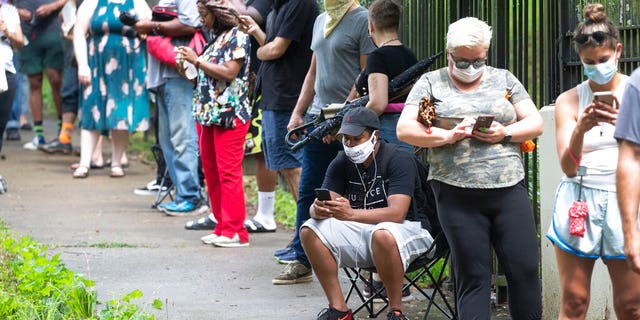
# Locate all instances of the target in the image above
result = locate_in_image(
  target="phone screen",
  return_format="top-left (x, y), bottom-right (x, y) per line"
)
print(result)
top-left (473, 115), bottom-right (495, 132)
top-left (314, 188), bottom-right (331, 201)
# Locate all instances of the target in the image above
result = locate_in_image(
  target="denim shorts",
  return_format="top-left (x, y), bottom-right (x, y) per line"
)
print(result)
top-left (302, 218), bottom-right (434, 271)
top-left (261, 110), bottom-right (302, 170)
top-left (546, 180), bottom-right (637, 260)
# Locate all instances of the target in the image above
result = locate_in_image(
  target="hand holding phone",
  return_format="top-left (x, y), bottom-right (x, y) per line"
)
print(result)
top-left (314, 188), bottom-right (332, 201)
top-left (472, 115), bottom-right (495, 132)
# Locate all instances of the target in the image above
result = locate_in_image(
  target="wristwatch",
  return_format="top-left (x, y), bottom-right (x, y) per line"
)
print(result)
top-left (501, 127), bottom-right (512, 144)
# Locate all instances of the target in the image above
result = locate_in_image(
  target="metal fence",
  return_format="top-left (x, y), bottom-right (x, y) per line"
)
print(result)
top-left (358, 0), bottom-right (640, 306)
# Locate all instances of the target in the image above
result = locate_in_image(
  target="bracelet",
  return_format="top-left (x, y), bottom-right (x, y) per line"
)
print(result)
top-left (567, 147), bottom-right (582, 166)
top-left (152, 22), bottom-right (161, 35)
top-left (194, 60), bottom-right (200, 69)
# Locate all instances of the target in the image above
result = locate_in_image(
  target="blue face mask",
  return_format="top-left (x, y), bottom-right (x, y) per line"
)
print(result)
top-left (582, 57), bottom-right (618, 85)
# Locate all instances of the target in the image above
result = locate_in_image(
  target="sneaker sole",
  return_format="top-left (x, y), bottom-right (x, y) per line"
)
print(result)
top-left (39, 147), bottom-right (72, 154)
top-left (163, 209), bottom-right (201, 217)
top-left (133, 189), bottom-right (169, 196)
top-left (213, 242), bottom-right (250, 248)
top-left (275, 257), bottom-right (296, 265)
top-left (271, 274), bottom-right (313, 285)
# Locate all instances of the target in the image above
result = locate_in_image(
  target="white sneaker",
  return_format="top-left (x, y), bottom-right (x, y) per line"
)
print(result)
top-left (23, 136), bottom-right (45, 150)
top-left (211, 234), bottom-right (249, 248)
top-left (133, 179), bottom-right (170, 196)
top-left (201, 233), bottom-right (220, 244)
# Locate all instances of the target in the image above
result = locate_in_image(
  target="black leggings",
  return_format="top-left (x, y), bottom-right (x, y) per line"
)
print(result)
top-left (431, 180), bottom-right (542, 320)
top-left (0, 71), bottom-right (17, 152)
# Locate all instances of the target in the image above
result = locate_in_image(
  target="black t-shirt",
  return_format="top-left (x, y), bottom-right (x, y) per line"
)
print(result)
top-left (322, 141), bottom-right (415, 211)
top-left (15, 0), bottom-right (62, 35)
top-left (246, 0), bottom-right (272, 74)
top-left (258, 0), bottom-right (318, 111)
top-left (355, 45), bottom-right (417, 102)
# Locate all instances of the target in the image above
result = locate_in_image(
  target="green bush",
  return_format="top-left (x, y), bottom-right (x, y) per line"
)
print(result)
top-left (0, 222), bottom-right (161, 319)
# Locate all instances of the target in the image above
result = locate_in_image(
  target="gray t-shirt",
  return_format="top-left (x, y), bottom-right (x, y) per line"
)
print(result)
top-left (146, 0), bottom-right (201, 89)
top-left (308, 6), bottom-right (374, 115)
top-left (405, 67), bottom-right (530, 189)
top-left (615, 68), bottom-right (640, 145)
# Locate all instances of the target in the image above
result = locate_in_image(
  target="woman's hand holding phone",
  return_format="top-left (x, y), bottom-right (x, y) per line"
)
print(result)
top-left (592, 92), bottom-right (618, 127)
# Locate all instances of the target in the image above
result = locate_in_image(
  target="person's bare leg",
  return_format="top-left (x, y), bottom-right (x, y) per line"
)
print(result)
top-left (27, 74), bottom-right (43, 123)
top-left (77, 129), bottom-right (99, 171)
top-left (554, 246), bottom-right (595, 320)
top-left (300, 227), bottom-right (348, 311)
top-left (110, 130), bottom-right (129, 168)
top-left (280, 167), bottom-right (301, 202)
top-left (371, 229), bottom-right (405, 313)
top-left (45, 68), bottom-right (63, 118)
top-left (256, 152), bottom-right (277, 192)
top-left (607, 259), bottom-right (640, 319)
top-left (92, 135), bottom-right (104, 166)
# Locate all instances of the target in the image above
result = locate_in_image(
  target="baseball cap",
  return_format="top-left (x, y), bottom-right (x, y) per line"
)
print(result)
top-left (337, 108), bottom-right (380, 136)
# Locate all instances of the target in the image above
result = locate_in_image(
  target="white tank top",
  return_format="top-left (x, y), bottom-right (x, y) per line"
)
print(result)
top-left (563, 75), bottom-right (629, 191)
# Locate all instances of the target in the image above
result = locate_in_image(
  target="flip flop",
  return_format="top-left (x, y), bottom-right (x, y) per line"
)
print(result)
top-left (70, 161), bottom-right (104, 170)
top-left (244, 218), bottom-right (276, 233)
top-left (185, 215), bottom-right (218, 230)
top-left (72, 166), bottom-right (89, 179)
top-left (110, 166), bottom-right (125, 178)
top-left (105, 159), bottom-right (129, 169)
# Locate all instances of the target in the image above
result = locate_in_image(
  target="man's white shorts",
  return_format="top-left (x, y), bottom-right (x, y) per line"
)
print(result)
top-left (302, 218), bottom-right (434, 270)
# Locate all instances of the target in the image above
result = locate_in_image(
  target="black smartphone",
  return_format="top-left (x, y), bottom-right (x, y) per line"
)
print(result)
top-left (473, 115), bottom-right (495, 132)
top-left (314, 188), bottom-right (332, 201)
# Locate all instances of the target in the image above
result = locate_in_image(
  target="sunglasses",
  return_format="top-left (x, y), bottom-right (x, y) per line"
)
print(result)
top-left (573, 31), bottom-right (612, 45)
top-left (450, 54), bottom-right (487, 69)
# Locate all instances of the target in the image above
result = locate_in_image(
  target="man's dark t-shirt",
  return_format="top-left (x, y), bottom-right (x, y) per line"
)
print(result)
top-left (355, 44), bottom-right (417, 103)
top-left (245, 0), bottom-right (272, 74)
top-left (258, 0), bottom-right (318, 111)
top-left (15, 0), bottom-right (62, 35)
top-left (322, 141), bottom-right (415, 211)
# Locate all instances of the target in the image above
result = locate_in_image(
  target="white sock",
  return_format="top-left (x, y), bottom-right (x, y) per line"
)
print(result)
top-left (254, 191), bottom-right (276, 228)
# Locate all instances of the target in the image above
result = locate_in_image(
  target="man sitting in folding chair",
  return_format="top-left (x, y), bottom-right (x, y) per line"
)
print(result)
top-left (300, 108), bottom-right (434, 320)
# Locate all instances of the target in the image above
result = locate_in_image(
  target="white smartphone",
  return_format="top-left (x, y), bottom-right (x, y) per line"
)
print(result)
top-left (593, 91), bottom-right (614, 106)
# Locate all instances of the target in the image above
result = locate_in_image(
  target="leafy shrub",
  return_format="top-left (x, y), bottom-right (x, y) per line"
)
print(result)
top-left (0, 224), bottom-right (161, 320)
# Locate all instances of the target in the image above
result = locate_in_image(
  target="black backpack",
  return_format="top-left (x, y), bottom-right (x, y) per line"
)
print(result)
top-left (375, 144), bottom-right (440, 236)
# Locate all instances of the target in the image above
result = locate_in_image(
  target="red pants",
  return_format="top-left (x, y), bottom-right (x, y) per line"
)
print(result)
top-left (197, 120), bottom-right (250, 242)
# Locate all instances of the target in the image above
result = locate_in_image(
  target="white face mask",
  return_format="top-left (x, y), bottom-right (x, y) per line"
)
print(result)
top-left (343, 133), bottom-right (377, 164)
top-left (451, 64), bottom-right (485, 83)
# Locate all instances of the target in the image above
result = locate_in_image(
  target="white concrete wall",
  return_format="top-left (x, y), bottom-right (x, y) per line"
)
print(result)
top-left (540, 105), bottom-right (615, 319)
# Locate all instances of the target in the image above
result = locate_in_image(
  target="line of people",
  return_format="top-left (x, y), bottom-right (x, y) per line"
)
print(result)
top-left (3, 0), bottom-right (640, 319)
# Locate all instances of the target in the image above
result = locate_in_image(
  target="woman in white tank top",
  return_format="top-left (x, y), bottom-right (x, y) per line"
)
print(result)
top-left (546, 3), bottom-right (640, 319)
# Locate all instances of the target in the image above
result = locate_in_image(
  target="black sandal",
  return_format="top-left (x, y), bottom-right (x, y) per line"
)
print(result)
top-left (185, 215), bottom-right (217, 230)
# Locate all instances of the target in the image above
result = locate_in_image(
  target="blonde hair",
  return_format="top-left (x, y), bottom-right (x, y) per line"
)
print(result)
top-left (446, 17), bottom-right (492, 54)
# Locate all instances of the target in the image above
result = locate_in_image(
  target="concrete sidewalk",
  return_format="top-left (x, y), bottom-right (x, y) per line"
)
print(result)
top-left (0, 123), bottom-right (469, 319)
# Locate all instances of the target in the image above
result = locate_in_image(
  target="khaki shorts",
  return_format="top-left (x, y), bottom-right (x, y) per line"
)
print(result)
top-left (302, 218), bottom-right (434, 271)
